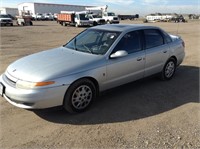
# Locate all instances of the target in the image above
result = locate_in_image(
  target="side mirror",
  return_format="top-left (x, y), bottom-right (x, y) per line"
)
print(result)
top-left (110, 50), bottom-right (128, 59)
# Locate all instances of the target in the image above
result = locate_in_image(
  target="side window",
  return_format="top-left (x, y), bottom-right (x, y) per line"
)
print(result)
top-left (144, 29), bottom-right (164, 49)
top-left (113, 31), bottom-right (142, 54)
top-left (162, 31), bottom-right (172, 43)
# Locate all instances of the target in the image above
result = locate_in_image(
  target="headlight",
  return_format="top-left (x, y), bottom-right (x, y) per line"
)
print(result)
top-left (16, 80), bottom-right (55, 89)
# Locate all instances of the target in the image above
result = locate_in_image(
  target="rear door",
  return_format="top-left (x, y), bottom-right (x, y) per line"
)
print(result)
top-left (144, 29), bottom-right (170, 77)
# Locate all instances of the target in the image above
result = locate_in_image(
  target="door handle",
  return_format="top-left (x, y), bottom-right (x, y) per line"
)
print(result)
top-left (137, 57), bottom-right (142, 61)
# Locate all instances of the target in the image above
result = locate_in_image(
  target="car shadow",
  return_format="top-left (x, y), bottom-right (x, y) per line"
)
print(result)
top-left (34, 65), bottom-right (199, 124)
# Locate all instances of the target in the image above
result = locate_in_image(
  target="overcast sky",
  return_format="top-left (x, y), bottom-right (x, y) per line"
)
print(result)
top-left (0, 0), bottom-right (199, 15)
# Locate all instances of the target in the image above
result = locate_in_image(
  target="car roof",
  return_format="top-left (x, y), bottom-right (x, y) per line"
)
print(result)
top-left (91, 24), bottom-right (161, 32)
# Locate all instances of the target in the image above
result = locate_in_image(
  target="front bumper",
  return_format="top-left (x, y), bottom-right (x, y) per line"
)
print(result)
top-left (0, 74), bottom-right (69, 109)
top-left (0, 22), bottom-right (13, 26)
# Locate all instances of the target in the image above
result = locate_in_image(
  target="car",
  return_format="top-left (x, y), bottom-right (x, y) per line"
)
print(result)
top-left (44, 13), bottom-right (54, 21)
top-left (87, 14), bottom-right (106, 26)
top-left (0, 24), bottom-right (185, 113)
top-left (32, 13), bottom-right (45, 21)
top-left (0, 14), bottom-right (13, 26)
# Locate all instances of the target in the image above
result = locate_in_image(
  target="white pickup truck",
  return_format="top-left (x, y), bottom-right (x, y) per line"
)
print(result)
top-left (87, 14), bottom-right (106, 26)
top-left (0, 14), bottom-right (13, 26)
top-left (102, 12), bottom-right (120, 24)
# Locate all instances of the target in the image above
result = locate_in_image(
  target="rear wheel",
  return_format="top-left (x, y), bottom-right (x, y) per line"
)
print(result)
top-left (160, 58), bottom-right (176, 80)
top-left (63, 79), bottom-right (97, 113)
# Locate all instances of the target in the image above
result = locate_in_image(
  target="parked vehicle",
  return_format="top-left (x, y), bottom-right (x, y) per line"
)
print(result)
top-left (171, 17), bottom-right (187, 23)
top-left (118, 14), bottom-right (139, 20)
top-left (32, 13), bottom-right (45, 21)
top-left (44, 13), bottom-right (54, 21)
top-left (0, 14), bottom-right (13, 26)
top-left (102, 12), bottom-right (120, 24)
top-left (0, 24), bottom-right (185, 113)
top-left (86, 5), bottom-right (120, 24)
top-left (87, 13), bottom-right (105, 26)
top-left (57, 11), bottom-right (92, 27)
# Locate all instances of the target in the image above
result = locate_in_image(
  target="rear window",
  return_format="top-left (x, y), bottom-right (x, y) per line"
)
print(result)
top-left (144, 29), bottom-right (164, 49)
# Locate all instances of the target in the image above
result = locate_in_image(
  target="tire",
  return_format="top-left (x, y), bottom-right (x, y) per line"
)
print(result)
top-left (30, 21), bottom-right (33, 26)
top-left (63, 79), bottom-right (97, 113)
top-left (107, 20), bottom-right (111, 24)
top-left (62, 22), bottom-right (66, 26)
top-left (10, 23), bottom-right (13, 26)
top-left (160, 58), bottom-right (176, 80)
top-left (93, 21), bottom-right (97, 26)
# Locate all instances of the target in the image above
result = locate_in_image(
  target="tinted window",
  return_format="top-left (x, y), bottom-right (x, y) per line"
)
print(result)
top-left (144, 29), bottom-right (164, 49)
top-left (113, 31), bottom-right (142, 54)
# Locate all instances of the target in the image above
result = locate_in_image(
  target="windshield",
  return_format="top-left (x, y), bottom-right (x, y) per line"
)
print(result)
top-left (64, 29), bottom-right (121, 55)
top-left (93, 14), bottom-right (101, 18)
top-left (108, 13), bottom-right (115, 16)
top-left (79, 14), bottom-right (89, 20)
top-left (0, 14), bottom-right (9, 18)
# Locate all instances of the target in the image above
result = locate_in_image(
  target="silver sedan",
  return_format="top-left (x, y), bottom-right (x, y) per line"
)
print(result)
top-left (0, 24), bottom-right (185, 113)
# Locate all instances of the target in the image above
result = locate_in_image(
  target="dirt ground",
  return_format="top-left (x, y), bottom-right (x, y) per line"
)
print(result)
top-left (0, 20), bottom-right (199, 148)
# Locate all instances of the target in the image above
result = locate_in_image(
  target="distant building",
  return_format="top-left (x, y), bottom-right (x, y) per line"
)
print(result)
top-left (0, 7), bottom-right (18, 17)
top-left (18, 2), bottom-right (94, 15)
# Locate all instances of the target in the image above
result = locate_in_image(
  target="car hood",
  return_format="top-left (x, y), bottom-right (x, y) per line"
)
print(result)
top-left (6, 47), bottom-right (104, 82)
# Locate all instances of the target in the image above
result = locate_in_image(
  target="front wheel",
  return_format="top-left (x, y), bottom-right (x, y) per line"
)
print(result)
top-left (160, 58), bottom-right (176, 80)
top-left (75, 23), bottom-right (79, 27)
top-left (63, 79), bottom-right (97, 113)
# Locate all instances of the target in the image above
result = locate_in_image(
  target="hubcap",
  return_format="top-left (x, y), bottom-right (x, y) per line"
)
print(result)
top-left (71, 85), bottom-right (92, 110)
top-left (165, 61), bottom-right (175, 78)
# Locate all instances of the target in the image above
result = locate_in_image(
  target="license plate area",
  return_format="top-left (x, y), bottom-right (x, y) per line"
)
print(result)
top-left (0, 83), bottom-right (5, 97)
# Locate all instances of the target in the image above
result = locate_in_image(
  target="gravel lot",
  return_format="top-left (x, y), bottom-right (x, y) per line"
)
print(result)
top-left (0, 20), bottom-right (199, 148)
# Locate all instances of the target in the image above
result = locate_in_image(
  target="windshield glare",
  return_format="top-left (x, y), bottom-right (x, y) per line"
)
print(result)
top-left (65, 29), bottom-right (121, 55)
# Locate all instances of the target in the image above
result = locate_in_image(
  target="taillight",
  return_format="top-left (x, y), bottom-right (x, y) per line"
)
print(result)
top-left (182, 41), bottom-right (185, 48)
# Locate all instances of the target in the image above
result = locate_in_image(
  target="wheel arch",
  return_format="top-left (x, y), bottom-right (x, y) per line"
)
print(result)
top-left (66, 76), bottom-right (100, 96)
top-left (79, 77), bottom-right (99, 94)
top-left (169, 56), bottom-right (177, 65)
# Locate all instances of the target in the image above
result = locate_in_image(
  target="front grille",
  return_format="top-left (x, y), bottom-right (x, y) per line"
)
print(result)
top-left (113, 17), bottom-right (118, 20)
top-left (3, 74), bottom-right (16, 87)
top-left (2, 20), bottom-right (12, 23)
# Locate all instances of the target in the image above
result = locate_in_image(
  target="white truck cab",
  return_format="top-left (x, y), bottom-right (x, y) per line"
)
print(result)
top-left (87, 14), bottom-right (106, 26)
top-left (103, 12), bottom-right (119, 24)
